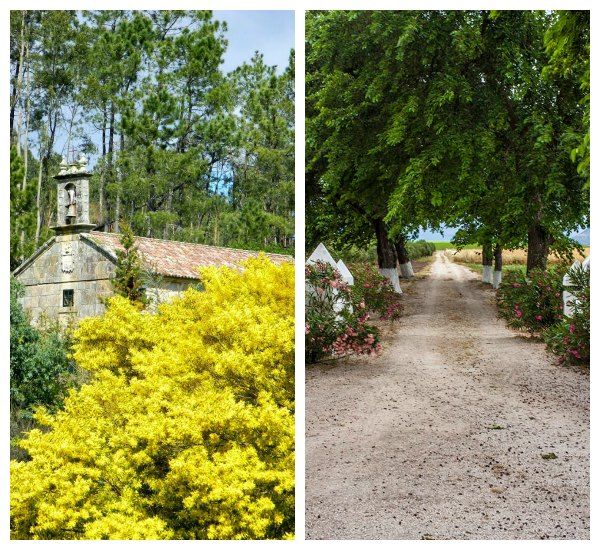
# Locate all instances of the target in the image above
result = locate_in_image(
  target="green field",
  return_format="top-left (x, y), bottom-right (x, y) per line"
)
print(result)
top-left (432, 242), bottom-right (480, 251)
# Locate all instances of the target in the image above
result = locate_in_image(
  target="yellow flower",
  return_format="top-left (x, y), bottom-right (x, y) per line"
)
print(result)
top-left (11, 257), bottom-right (294, 540)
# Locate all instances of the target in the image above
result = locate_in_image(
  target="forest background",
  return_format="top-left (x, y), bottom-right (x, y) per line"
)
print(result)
top-left (10, 10), bottom-right (295, 273)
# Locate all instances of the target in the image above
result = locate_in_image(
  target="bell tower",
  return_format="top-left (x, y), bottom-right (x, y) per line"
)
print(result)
top-left (52, 153), bottom-right (96, 234)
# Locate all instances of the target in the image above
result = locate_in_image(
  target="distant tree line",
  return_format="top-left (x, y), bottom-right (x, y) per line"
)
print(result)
top-left (10, 10), bottom-right (294, 271)
top-left (306, 10), bottom-right (589, 277)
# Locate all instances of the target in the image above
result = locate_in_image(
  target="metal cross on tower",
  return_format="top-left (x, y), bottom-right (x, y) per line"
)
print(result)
top-left (67, 146), bottom-right (78, 164)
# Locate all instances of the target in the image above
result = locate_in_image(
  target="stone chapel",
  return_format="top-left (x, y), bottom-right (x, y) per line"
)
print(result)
top-left (13, 155), bottom-right (291, 325)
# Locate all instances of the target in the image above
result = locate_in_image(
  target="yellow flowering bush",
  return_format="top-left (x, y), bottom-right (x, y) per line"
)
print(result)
top-left (11, 257), bottom-right (295, 540)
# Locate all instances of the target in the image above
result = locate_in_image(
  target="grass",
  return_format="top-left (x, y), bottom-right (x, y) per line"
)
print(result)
top-left (432, 242), bottom-right (480, 250)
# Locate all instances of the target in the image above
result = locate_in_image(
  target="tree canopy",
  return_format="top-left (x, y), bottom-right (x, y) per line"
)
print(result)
top-left (306, 10), bottom-right (589, 274)
top-left (10, 10), bottom-right (295, 272)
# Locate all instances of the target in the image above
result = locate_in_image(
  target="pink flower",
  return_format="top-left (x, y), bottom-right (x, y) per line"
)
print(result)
top-left (535, 315), bottom-right (543, 321)
top-left (569, 324), bottom-right (575, 334)
top-left (515, 310), bottom-right (523, 318)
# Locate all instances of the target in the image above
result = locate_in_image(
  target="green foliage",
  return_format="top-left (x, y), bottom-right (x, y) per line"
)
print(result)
top-left (543, 264), bottom-right (589, 365)
top-left (10, 278), bottom-right (76, 416)
top-left (496, 268), bottom-right (564, 332)
top-left (10, 146), bottom-right (36, 270)
top-left (349, 263), bottom-right (403, 320)
top-left (305, 11), bottom-right (588, 271)
top-left (111, 223), bottom-right (148, 307)
top-left (544, 11), bottom-right (590, 189)
top-left (10, 11), bottom-right (294, 268)
top-left (405, 240), bottom-right (436, 260)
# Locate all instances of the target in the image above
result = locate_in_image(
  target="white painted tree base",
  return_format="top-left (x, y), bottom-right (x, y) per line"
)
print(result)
top-left (482, 265), bottom-right (493, 284)
top-left (379, 267), bottom-right (402, 294)
top-left (399, 261), bottom-right (414, 278)
top-left (492, 270), bottom-right (502, 289)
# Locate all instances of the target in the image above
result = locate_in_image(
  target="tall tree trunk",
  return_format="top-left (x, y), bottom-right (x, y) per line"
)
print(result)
top-left (19, 43), bottom-right (31, 252)
top-left (493, 243), bottom-right (503, 289)
top-left (21, 43), bottom-right (30, 192)
top-left (11, 11), bottom-right (26, 145)
top-left (374, 218), bottom-right (401, 293)
top-left (10, 11), bottom-right (27, 150)
top-left (108, 101), bottom-right (115, 226)
top-left (394, 235), bottom-right (414, 278)
top-left (482, 242), bottom-right (493, 284)
top-left (99, 105), bottom-right (107, 227)
top-left (526, 223), bottom-right (552, 275)
top-left (10, 58), bottom-right (20, 140)
top-left (114, 129), bottom-right (123, 234)
top-left (35, 156), bottom-right (43, 246)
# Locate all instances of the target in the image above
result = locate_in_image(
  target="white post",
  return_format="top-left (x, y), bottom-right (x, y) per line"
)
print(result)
top-left (307, 243), bottom-right (351, 315)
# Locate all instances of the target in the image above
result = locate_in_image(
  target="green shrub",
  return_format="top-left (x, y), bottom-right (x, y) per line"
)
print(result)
top-left (336, 243), bottom-right (378, 264)
top-left (496, 267), bottom-right (564, 332)
top-left (349, 263), bottom-right (403, 320)
top-left (10, 278), bottom-right (76, 416)
top-left (406, 240), bottom-right (436, 260)
top-left (543, 264), bottom-right (589, 365)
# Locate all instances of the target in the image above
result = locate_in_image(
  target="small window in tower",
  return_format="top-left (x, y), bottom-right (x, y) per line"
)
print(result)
top-left (63, 289), bottom-right (74, 308)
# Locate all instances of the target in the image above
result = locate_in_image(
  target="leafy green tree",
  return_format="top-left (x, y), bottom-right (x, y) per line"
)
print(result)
top-left (10, 10), bottom-right (295, 272)
top-left (306, 10), bottom-right (588, 277)
top-left (10, 146), bottom-right (36, 270)
top-left (544, 10), bottom-right (590, 189)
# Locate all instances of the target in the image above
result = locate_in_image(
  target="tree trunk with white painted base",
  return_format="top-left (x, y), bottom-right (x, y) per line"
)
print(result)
top-left (394, 236), bottom-right (414, 278)
top-left (374, 218), bottom-right (402, 293)
top-left (493, 244), bottom-right (502, 289)
top-left (482, 243), bottom-right (493, 284)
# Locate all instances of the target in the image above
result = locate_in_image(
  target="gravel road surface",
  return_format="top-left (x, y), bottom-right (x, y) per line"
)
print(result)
top-left (305, 252), bottom-right (589, 540)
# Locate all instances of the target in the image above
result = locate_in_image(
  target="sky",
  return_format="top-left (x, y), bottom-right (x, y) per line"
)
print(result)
top-left (214, 11), bottom-right (294, 74)
top-left (418, 225), bottom-right (590, 246)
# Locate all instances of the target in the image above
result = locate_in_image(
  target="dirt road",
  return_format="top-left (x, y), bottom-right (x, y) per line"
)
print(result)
top-left (305, 252), bottom-right (589, 540)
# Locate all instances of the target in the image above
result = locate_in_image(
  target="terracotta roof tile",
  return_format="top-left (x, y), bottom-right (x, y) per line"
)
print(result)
top-left (87, 231), bottom-right (293, 280)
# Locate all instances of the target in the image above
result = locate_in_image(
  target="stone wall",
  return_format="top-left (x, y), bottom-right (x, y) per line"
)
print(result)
top-left (15, 234), bottom-right (116, 325)
top-left (146, 277), bottom-right (198, 311)
top-left (15, 233), bottom-right (199, 324)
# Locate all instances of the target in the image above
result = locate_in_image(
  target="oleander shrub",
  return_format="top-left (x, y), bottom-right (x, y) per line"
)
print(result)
top-left (496, 267), bottom-right (564, 332)
top-left (350, 263), bottom-right (403, 320)
top-left (10, 257), bottom-right (294, 540)
top-left (305, 261), bottom-right (381, 363)
top-left (543, 264), bottom-right (590, 365)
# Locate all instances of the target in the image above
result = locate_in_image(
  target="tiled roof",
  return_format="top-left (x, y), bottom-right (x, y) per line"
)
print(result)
top-left (87, 231), bottom-right (292, 280)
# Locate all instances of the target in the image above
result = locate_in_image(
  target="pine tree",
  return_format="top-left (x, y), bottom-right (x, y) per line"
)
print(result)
top-left (111, 223), bottom-right (148, 307)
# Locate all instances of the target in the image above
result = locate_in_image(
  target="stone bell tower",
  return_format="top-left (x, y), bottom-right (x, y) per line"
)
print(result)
top-left (52, 153), bottom-right (96, 235)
